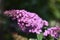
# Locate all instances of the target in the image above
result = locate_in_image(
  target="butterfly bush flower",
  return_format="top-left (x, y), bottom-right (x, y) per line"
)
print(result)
top-left (44, 26), bottom-right (60, 38)
top-left (4, 9), bottom-right (48, 34)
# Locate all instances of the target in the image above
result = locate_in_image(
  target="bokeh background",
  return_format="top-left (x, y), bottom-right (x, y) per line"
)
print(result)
top-left (0, 0), bottom-right (60, 40)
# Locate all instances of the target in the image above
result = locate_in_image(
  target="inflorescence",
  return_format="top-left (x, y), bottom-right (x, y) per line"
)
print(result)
top-left (4, 9), bottom-right (48, 34)
top-left (44, 26), bottom-right (60, 38)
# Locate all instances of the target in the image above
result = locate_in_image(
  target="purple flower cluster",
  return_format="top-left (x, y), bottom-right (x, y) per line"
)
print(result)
top-left (4, 9), bottom-right (48, 34)
top-left (44, 27), bottom-right (60, 38)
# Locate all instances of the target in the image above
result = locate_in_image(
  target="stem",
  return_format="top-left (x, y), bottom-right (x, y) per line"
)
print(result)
top-left (37, 33), bottom-right (43, 40)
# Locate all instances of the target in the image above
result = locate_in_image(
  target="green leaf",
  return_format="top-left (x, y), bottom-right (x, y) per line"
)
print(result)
top-left (37, 33), bottom-right (43, 40)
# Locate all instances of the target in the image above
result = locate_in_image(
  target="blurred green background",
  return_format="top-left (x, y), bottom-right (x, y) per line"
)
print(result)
top-left (4, 0), bottom-right (60, 20)
top-left (0, 0), bottom-right (60, 40)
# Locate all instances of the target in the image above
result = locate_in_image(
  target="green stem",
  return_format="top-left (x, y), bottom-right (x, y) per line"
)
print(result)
top-left (37, 33), bottom-right (43, 40)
